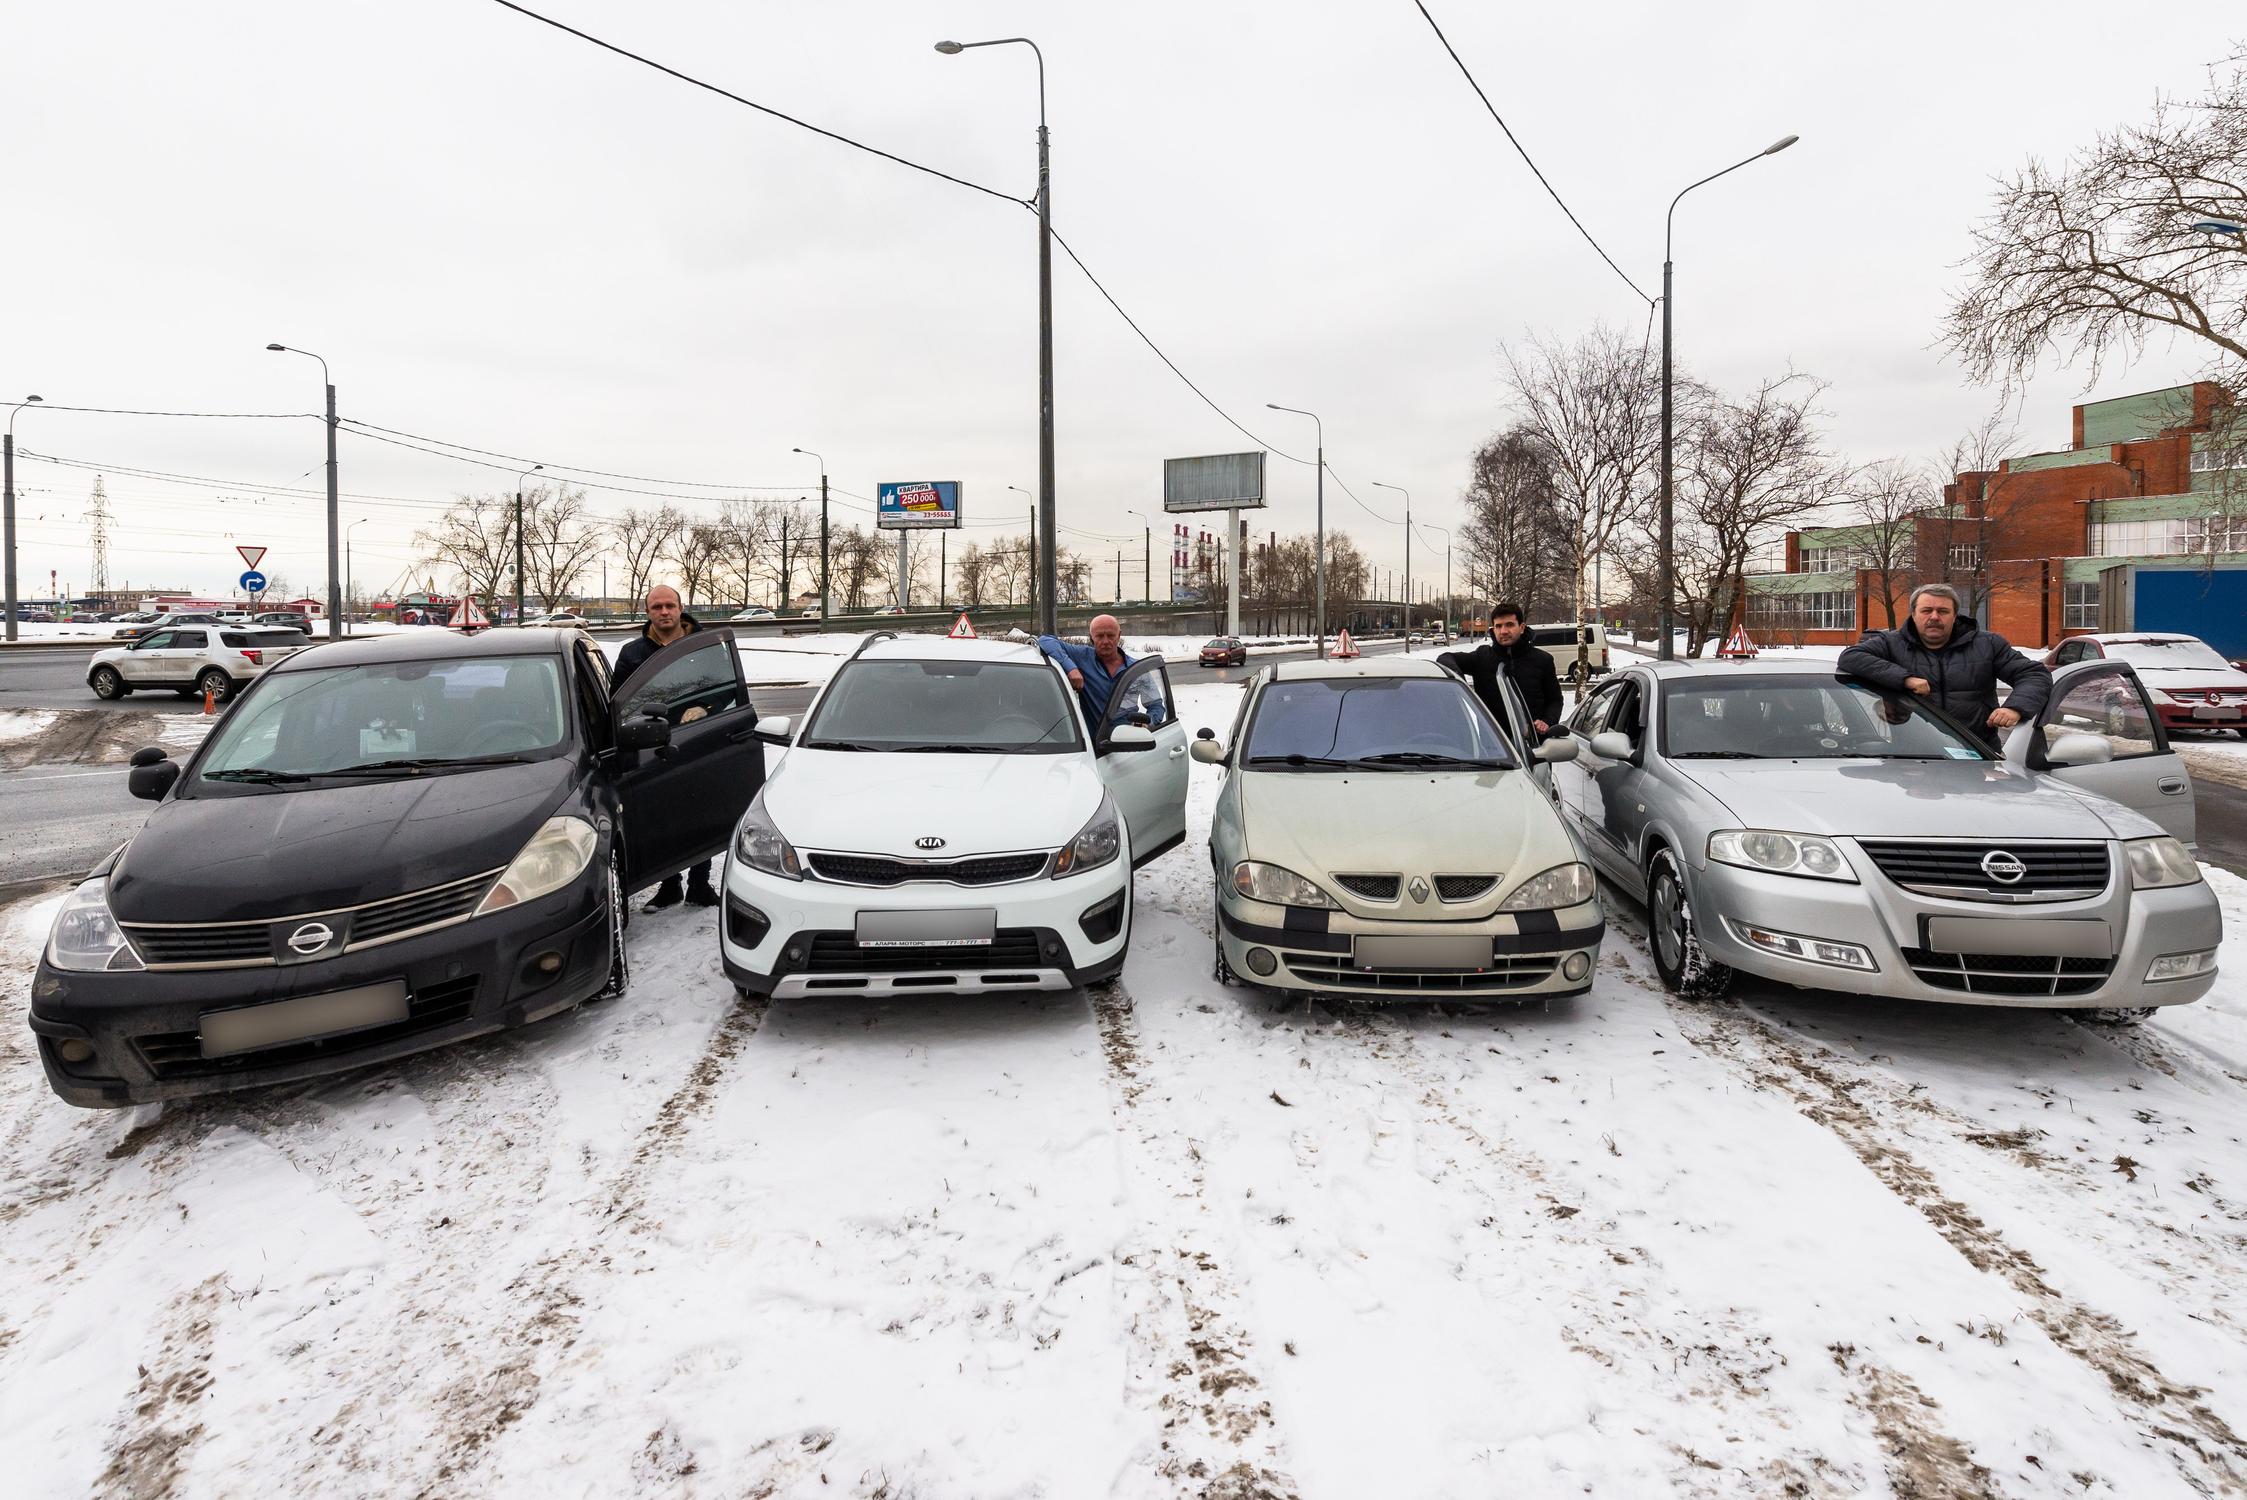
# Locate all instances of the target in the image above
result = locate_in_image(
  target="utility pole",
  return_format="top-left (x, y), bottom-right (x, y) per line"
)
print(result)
top-left (793, 449), bottom-right (828, 622)
top-left (779, 511), bottom-right (791, 610)
top-left (938, 529), bottom-right (946, 608)
top-left (265, 346), bottom-right (342, 639)
top-left (4, 396), bottom-right (40, 643)
top-left (513, 463), bottom-right (542, 624)
top-left (1266, 404), bottom-right (1325, 657)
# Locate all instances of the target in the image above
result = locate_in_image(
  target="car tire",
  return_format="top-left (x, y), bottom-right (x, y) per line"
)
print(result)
top-left (595, 855), bottom-right (629, 1001)
top-left (2069, 1006), bottom-right (2154, 1026)
top-left (195, 668), bottom-right (232, 705)
top-left (1647, 848), bottom-right (1731, 999)
top-left (90, 666), bottom-right (128, 700)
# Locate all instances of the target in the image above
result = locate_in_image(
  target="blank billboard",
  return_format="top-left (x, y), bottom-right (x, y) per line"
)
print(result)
top-left (1163, 452), bottom-right (1266, 513)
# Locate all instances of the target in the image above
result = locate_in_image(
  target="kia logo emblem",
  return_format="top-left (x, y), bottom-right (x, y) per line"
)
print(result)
top-left (1980, 850), bottom-right (2028, 884)
top-left (287, 921), bottom-right (336, 954)
top-left (915, 836), bottom-right (946, 850)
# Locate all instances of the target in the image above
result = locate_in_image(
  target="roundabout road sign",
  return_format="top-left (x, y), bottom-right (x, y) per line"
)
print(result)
top-left (239, 569), bottom-right (267, 592)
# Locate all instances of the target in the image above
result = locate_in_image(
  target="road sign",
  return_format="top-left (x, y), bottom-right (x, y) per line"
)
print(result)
top-left (948, 612), bottom-right (977, 639)
top-left (236, 545), bottom-right (267, 570)
top-left (239, 570), bottom-right (267, 593)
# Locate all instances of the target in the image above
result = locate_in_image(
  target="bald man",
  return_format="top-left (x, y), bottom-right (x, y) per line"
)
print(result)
top-left (612, 583), bottom-right (719, 910)
top-left (1037, 614), bottom-right (1164, 729)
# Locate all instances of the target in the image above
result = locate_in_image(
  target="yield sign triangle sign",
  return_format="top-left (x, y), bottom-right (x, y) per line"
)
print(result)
top-left (448, 596), bottom-right (492, 631)
top-left (236, 545), bottom-right (267, 570)
top-left (1329, 628), bottom-right (1358, 659)
top-left (948, 611), bottom-right (977, 639)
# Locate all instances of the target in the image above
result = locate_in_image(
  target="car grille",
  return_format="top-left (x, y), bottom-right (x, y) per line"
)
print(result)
top-left (134, 975), bottom-right (483, 1080)
top-left (1333, 874), bottom-right (1401, 901)
top-left (802, 929), bottom-right (1046, 975)
top-left (1899, 948), bottom-right (2114, 998)
top-left (807, 851), bottom-right (1050, 887)
top-left (122, 870), bottom-right (501, 970)
top-left (1434, 875), bottom-right (1497, 902)
top-left (1282, 953), bottom-right (1559, 993)
top-left (1855, 840), bottom-right (2109, 902)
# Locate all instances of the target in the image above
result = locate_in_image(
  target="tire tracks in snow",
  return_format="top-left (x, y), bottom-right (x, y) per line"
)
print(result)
top-left (91, 1274), bottom-right (222, 1500)
top-left (1091, 978), bottom-right (1302, 1500)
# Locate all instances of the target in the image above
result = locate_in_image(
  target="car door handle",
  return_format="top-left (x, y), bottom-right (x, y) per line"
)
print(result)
top-left (1168, 746), bottom-right (1187, 758)
top-left (2157, 777), bottom-right (2188, 795)
top-left (728, 726), bottom-right (761, 743)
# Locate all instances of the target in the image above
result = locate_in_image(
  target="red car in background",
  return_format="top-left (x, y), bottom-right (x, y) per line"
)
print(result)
top-left (2047, 632), bottom-right (2247, 736)
top-left (1198, 636), bottom-right (1248, 668)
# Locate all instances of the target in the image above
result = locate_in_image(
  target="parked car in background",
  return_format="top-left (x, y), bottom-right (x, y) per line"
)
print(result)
top-left (528, 612), bottom-right (591, 629)
top-left (112, 611), bottom-right (225, 642)
top-left (1548, 660), bottom-right (2219, 1016)
top-left (875, 604), bottom-right (907, 616)
top-left (107, 611), bottom-right (159, 627)
top-left (1196, 657), bottom-right (1592, 999)
top-left (15, 606), bottom-right (57, 623)
top-left (253, 611), bottom-right (312, 632)
top-left (1199, 636), bottom-right (1248, 668)
top-left (2047, 633), bottom-right (2247, 737)
top-left (87, 626), bottom-right (309, 704)
top-left (1529, 623), bottom-right (1609, 683)
top-left (721, 636), bottom-right (1188, 1000)
top-left (728, 607), bottom-right (776, 622)
top-left (32, 626), bottom-right (768, 1107)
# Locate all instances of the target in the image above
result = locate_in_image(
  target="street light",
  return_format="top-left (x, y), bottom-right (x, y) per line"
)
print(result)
top-left (1658, 133), bottom-right (1797, 662)
top-left (1008, 483), bottom-right (1036, 620)
top-left (1127, 507), bottom-right (1155, 606)
top-left (936, 35), bottom-right (1056, 634)
top-left (4, 394), bottom-right (41, 643)
top-left (1416, 521), bottom-right (1452, 638)
top-left (1266, 404), bottom-right (1325, 656)
top-left (266, 343), bottom-right (343, 640)
top-left (345, 516), bottom-right (369, 628)
top-left (2189, 217), bottom-right (2244, 237)
top-left (513, 463), bottom-right (543, 623)
top-left (1372, 481), bottom-right (1411, 639)
top-left (791, 447), bottom-right (829, 623)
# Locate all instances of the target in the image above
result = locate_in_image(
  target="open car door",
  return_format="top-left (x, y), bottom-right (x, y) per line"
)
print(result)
top-left (611, 627), bottom-right (768, 885)
top-left (2009, 660), bottom-right (2196, 846)
top-left (1092, 655), bottom-right (1189, 867)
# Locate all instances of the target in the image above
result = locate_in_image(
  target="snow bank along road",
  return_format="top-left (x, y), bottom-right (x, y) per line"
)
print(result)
top-left (4, 680), bottom-right (2247, 1498)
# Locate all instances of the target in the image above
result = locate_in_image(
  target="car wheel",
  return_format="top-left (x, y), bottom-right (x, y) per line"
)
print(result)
top-left (90, 666), bottom-right (127, 700)
top-left (595, 854), bottom-right (629, 1001)
top-left (196, 668), bottom-right (232, 704)
top-left (1211, 887), bottom-right (1243, 987)
top-left (2069, 1006), bottom-right (2154, 1026)
top-left (1648, 848), bottom-right (1731, 999)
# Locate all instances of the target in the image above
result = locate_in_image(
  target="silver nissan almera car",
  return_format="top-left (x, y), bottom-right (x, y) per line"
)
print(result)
top-left (1549, 661), bottom-right (2220, 1016)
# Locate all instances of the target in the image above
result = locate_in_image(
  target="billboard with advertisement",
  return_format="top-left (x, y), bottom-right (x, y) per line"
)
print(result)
top-left (876, 480), bottom-right (963, 530)
top-left (1163, 451), bottom-right (1266, 513)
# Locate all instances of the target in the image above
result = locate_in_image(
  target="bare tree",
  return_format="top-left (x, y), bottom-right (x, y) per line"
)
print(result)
top-left (416, 493), bottom-right (514, 612)
top-left (519, 485), bottom-right (604, 611)
top-left (1458, 426), bottom-right (1570, 617)
top-left (665, 523), bottom-right (727, 612)
top-left (954, 540), bottom-right (995, 607)
top-left (1922, 407), bottom-right (2027, 622)
top-left (613, 505), bottom-right (683, 608)
top-left (1842, 459), bottom-right (1925, 629)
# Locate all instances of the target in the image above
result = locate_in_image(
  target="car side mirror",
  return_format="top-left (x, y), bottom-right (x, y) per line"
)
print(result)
top-left (615, 714), bottom-right (673, 752)
top-left (1190, 738), bottom-right (1228, 765)
top-left (755, 715), bottom-right (793, 744)
top-left (1533, 736), bottom-right (1579, 764)
top-left (1104, 723), bottom-right (1157, 754)
top-left (128, 750), bottom-right (180, 801)
top-left (2045, 732), bottom-right (2114, 767)
top-left (1588, 731), bottom-right (1634, 761)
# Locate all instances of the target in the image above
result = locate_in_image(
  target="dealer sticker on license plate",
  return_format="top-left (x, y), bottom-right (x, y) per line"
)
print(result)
top-left (854, 909), bottom-right (996, 948)
top-left (199, 980), bottom-right (411, 1059)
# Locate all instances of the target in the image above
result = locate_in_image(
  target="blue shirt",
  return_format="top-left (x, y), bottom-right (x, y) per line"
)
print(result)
top-left (1036, 635), bottom-right (1140, 723)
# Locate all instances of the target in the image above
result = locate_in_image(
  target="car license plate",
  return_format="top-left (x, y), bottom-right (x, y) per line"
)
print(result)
top-left (199, 980), bottom-right (411, 1059)
top-left (2190, 704), bottom-right (2240, 721)
top-left (854, 909), bottom-right (996, 948)
top-left (1352, 934), bottom-right (1492, 971)
top-left (1923, 917), bottom-right (2111, 958)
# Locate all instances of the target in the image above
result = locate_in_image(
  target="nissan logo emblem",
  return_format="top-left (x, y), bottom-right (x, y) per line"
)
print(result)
top-left (915, 836), bottom-right (946, 850)
top-left (286, 921), bottom-right (336, 954)
top-left (1980, 850), bottom-right (2028, 884)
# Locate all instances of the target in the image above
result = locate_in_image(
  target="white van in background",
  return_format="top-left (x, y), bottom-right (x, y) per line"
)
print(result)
top-left (1528, 623), bottom-right (1609, 682)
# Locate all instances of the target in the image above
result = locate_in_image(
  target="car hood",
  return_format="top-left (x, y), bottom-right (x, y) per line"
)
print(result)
top-left (1677, 759), bottom-right (2122, 840)
top-left (2131, 665), bottom-right (2247, 691)
top-left (110, 758), bottom-right (578, 923)
top-left (764, 748), bottom-right (1103, 857)
top-left (1238, 767), bottom-right (1573, 892)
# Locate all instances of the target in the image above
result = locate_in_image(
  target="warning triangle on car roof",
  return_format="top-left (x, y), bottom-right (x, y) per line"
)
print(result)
top-left (948, 612), bottom-right (977, 639)
top-left (1329, 628), bottom-right (1359, 659)
top-left (448, 596), bottom-right (492, 631)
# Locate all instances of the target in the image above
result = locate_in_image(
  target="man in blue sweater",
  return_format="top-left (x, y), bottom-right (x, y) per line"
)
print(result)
top-left (1038, 614), bottom-right (1164, 728)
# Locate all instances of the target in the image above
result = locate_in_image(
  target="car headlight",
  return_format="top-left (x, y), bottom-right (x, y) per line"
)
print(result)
top-left (46, 877), bottom-right (145, 972)
top-left (2142, 686), bottom-right (2174, 705)
top-left (1499, 862), bottom-right (1597, 910)
top-left (1707, 829), bottom-right (1857, 882)
top-left (1052, 793), bottom-right (1122, 878)
top-left (733, 795), bottom-right (803, 881)
top-left (476, 816), bottom-right (600, 914)
top-left (2125, 836), bottom-right (2200, 890)
top-left (1232, 862), bottom-right (1334, 907)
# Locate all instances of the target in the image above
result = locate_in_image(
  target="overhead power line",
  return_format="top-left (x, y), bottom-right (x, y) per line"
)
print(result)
top-left (32, 404), bottom-right (316, 419)
top-left (1409, 0), bottom-right (1653, 306)
top-left (336, 419), bottom-right (826, 491)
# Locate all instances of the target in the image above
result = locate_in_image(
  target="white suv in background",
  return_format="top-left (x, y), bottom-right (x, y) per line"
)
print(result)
top-left (720, 636), bottom-right (1188, 998)
top-left (86, 626), bottom-right (310, 704)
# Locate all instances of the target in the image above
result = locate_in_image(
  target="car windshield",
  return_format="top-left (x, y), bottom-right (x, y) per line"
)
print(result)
top-left (2100, 637), bottom-right (2231, 671)
top-left (1243, 676), bottom-right (1515, 770)
top-left (196, 655), bottom-right (568, 784)
top-left (1660, 676), bottom-right (1990, 760)
top-left (802, 659), bottom-right (1082, 753)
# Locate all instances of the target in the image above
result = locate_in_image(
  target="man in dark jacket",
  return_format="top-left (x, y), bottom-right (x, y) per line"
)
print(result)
top-left (610, 584), bottom-right (720, 910)
top-left (1437, 601), bottom-right (1564, 737)
top-left (1836, 583), bottom-right (2052, 747)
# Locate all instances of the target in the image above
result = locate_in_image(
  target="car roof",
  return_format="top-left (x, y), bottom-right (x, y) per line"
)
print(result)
top-left (1271, 656), bottom-right (1447, 682)
top-left (854, 636), bottom-right (1049, 666)
top-left (1629, 658), bottom-right (1861, 681)
top-left (268, 625), bottom-right (575, 672)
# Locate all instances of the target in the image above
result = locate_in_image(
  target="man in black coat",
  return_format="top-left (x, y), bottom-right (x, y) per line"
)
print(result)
top-left (1836, 583), bottom-right (2052, 748)
top-left (1438, 601), bottom-right (1564, 737)
top-left (610, 584), bottom-right (720, 910)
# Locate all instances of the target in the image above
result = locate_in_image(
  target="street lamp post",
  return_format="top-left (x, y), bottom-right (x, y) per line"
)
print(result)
top-left (1127, 507), bottom-right (1154, 606)
top-left (1008, 484), bottom-right (1036, 622)
top-left (1373, 482), bottom-right (1411, 640)
top-left (513, 463), bottom-right (543, 622)
top-left (1659, 134), bottom-right (1797, 661)
top-left (4, 394), bottom-right (42, 644)
top-left (1417, 521), bottom-right (1453, 636)
top-left (791, 448), bottom-right (829, 624)
top-left (345, 516), bottom-right (369, 628)
top-left (266, 345), bottom-right (344, 640)
top-left (937, 36), bottom-right (1057, 635)
top-left (1266, 405), bottom-right (1325, 655)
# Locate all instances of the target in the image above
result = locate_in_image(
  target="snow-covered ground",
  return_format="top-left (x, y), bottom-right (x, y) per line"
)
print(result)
top-left (3, 677), bottom-right (2246, 1497)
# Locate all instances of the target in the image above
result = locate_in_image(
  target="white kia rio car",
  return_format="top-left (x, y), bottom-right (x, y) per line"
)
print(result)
top-left (720, 635), bottom-right (1189, 998)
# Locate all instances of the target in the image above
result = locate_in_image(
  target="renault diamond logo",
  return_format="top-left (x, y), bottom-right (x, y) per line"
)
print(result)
top-left (915, 836), bottom-right (947, 851)
top-left (286, 921), bottom-right (336, 955)
top-left (1980, 850), bottom-right (2028, 884)
top-left (1408, 876), bottom-right (1431, 903)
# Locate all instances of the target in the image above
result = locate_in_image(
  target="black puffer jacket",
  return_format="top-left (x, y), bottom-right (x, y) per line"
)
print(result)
top-left (1836, 615), bottom-right (2052, 739)
top-left (1437, 636), bottom-right (1564, 730)
top-left (610, 612), bottom-right (701, 688)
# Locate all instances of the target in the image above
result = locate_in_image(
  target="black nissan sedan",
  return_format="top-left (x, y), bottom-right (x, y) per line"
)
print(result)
top-left (29, 625), bottom-right (766, 1106)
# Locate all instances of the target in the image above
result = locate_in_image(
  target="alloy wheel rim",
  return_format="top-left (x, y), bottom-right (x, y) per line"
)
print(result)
top-left (1654, 871), bottom-right (1684, 969)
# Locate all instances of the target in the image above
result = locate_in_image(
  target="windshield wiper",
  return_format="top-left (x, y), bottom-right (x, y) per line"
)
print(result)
top-left (802, 739), bottom-right (880, 752)
top-left (320, 754), bottom-right (534, 776)
top-left (1670, 751), bottom-right (1763, 760)
top-left (1245, 754), bottom-right (1354, 769)
top-left (1354, 752), bottom-right (1509, 768)
top-left (892, 743), bottom-right (1009, 754)
top-left (202, 767), bottom-right (311, 784)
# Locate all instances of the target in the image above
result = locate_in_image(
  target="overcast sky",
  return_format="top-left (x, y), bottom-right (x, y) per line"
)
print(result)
top-left (5, 1), bottom-right (2237, 604)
